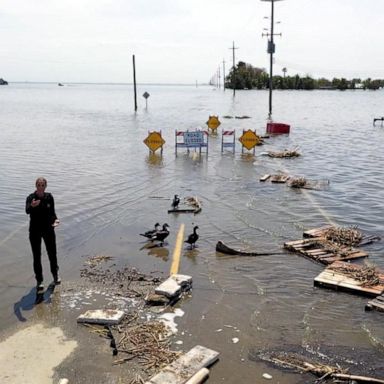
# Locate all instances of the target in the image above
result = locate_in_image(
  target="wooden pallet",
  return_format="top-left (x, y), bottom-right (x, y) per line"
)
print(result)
top-left (365, 294), bottom-right (384, 312)
top-left (284, 238), bottom-right (368, 265)
top-left (314, 261), bottom-right (384, 297)
top-left (259, 174), bottom-right (271, 182)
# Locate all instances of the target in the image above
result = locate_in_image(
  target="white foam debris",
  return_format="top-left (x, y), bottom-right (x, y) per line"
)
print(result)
top-left (262, 373), bottom-right (272, 380)
top-left (232, 337), bottom-right (239, 344)
top-left (158, 308), bottom-right (184, 334)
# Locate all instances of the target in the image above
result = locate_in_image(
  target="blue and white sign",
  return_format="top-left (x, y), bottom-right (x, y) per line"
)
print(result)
top-left (184, 131), bottom-right (204, 146)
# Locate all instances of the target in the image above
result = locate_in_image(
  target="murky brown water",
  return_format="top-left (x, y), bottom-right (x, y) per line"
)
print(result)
top-left (1, 83), bottom-right (384, 382)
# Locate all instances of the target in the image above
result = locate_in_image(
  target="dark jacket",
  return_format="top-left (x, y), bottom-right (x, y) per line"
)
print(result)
top-left (26, 192), bottom-right (58, 232)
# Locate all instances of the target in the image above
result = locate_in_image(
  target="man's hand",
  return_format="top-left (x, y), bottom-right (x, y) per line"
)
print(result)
top-left (52, 219), bottom-right (60, 227)
top-left (31, 199), bottom-right (41, 207)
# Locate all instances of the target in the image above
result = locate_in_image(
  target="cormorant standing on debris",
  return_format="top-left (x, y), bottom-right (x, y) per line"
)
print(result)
top-left (171, 195), bottom-right (180, 210)
top-left (185, 226), bottom-right (199, 249)
top-left (140, 223), bottom-right (160, 239)
top-left (151, 223), bottom-right (170, 246)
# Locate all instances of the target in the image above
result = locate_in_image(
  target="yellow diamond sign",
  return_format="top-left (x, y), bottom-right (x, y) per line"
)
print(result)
top-left (206, 115), bottom-right (221, 130)
top-left (238, 130), bottom-right (260, 150)
top-left (143, 131), bottom-right (165, 152)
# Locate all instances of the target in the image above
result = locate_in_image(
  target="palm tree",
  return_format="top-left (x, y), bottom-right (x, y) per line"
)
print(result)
top-left (282, 67), bottom-right (287, 78)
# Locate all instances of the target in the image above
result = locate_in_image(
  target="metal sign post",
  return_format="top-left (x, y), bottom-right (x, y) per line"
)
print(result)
top-left (143, 91), bottom-right (150, 109)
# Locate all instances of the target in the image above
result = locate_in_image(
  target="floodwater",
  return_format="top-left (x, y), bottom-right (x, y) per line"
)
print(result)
top-left (1, 83), bottom-right (384, 382)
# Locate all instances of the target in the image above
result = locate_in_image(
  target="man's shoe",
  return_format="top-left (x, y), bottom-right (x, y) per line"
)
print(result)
top-left (36, 282), bottom-right (44, 291)
top-left (54, 276), bottom-right (61, 285)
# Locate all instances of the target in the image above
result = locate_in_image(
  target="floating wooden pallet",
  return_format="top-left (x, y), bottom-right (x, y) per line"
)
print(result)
top-left (259, 174), bottom-right (271, 182)
top-left (365, 294), bottom-right (384, 312)
top-left (314, 261), bottom-right (384, 297)
top-left (284, 238), bottom-right (368, 265)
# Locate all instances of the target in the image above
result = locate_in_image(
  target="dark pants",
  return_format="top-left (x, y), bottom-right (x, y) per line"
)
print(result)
top-left (29, 228), bottom-right (58, 283)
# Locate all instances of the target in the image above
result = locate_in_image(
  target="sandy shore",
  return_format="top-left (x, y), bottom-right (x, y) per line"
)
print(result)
top-left (0, 323), bottom-right (77, 384)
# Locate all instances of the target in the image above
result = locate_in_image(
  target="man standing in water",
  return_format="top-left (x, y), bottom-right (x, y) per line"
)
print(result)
top-left (26, 177), bottom-right (60, 291)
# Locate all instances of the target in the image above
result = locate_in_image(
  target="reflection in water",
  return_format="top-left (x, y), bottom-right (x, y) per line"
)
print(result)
top-left (146, 153), bottom-right (163, 167)
top-left (147, 246), bottom-right (169, 261)
top-left (183, 247), bottom-right (199, 263)
top-left (140, 241), bottom-right (170, 261)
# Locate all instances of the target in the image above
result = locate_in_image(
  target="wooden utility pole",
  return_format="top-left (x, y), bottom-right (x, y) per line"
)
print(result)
top-left (222, 59), bottom-right (226, 91)
top-left (229, 41), bottom-right (238, 97)
top-left (261, 0), bottom-right (283, 119)
top-left (132, 54), bottom-right (137, 111)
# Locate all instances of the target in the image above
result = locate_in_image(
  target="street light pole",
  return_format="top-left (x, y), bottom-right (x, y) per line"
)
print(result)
top-left (261, 0), bottom-right (283, 120)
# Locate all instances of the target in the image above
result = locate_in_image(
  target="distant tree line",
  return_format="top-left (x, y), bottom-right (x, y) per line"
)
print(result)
top-left (224, 61), bottom-right (384, 90)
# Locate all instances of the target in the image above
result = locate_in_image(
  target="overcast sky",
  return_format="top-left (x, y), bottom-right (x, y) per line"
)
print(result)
top-left (1, 0), bottom-right (383, 84)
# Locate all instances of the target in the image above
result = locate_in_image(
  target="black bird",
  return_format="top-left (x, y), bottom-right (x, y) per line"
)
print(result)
top-left (171, 195), bottom-right (180, 210)
top-left (151, 223), bottom-right (170, 246)
top-left (140, 222), bottom-right (160, 239)
top-left (185, 226), bottom-right (199, 249)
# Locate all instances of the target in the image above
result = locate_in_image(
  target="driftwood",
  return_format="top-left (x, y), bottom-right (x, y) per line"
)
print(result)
top-left (267, 353), bottom-right (384, 383)
top-left (269, 355), bottom-right (384, 384)
top-left (216, 241), bottom-right (284, 256)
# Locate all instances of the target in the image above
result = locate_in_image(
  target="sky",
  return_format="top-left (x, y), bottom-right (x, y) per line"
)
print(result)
top-left (1, 0), bottom-right (384, 84)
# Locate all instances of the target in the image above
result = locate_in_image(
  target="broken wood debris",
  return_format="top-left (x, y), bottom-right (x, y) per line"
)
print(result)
top-left (84, 254), bottom-right (114, 268)
top-left (264, 352), bottom-right (384, 384)
top-left (314, 261), bottom-right (384, 297)
top-left (287, 177), bottom-right (330, 190)
top-left (270, 174), bottom-right (290, 183)
top-left (303, 225), bottom-right (380, 246)
top-left (267, 149), bottom-right (300, 158)
top-left (328, 262), bottom-right (382, 287)
top-left (288, 176), bottom-right (307, 188)
top-left (114, 320), bottom-right (180, 370)
top-left (144, 345), bottom-right (219, 384)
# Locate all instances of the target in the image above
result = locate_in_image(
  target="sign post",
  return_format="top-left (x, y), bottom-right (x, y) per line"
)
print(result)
top-left (143, 91), bottom-right (150, 108)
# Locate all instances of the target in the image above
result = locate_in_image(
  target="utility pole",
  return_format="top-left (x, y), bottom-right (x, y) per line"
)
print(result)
top-left (229, 41), bottom-right (238, 97)
top-left (261, 0), bottom-right (283, 119)
top-left (132, 54), bottom-right (137, 111)
top-left (217, 66), bottom-right (221, 89)
top-left (222, 59), bottom-right (226, 91)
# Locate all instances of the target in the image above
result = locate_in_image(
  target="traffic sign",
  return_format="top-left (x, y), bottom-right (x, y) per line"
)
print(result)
top-left (206, 116), bottom-right (221, 131)
top-left (143, 131), bottom-right (165, 152)
top-left (238, 129), bottom-right (260, 150)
